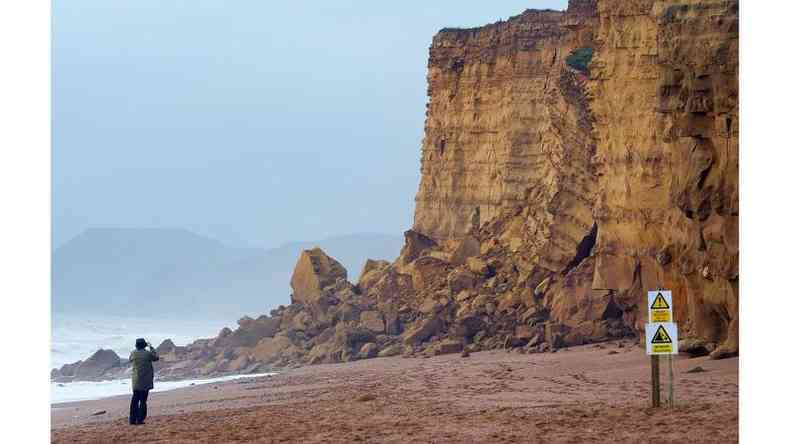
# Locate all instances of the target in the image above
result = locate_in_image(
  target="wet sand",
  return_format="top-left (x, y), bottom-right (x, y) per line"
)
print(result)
top-left (52, 341), bottom-right (738, 443)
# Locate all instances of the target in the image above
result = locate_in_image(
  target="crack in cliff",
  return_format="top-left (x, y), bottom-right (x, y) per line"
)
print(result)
top-left (562, 222), bottom-right (597, 274)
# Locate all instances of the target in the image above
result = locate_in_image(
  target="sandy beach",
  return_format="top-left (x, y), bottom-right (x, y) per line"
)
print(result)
top-left (52, 341), bottom-right (738, 443)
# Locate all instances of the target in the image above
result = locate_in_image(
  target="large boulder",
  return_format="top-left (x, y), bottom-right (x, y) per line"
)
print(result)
top-left (449, 236), bottom-right (481, 265)
top-left (253, 316), bottom-right (282, 337)
top-left (289, 311), bottom-right (313, 332)
top-left (563, 321), bottom-right (609, 347)
top-left (217, 316), bottom-right (282, 348)
top-left (402, 315), bottom-right (443, 345)
top-left (359, 311), bottom-right (386, 334)
top-left (227, 354), bottom-right (251, 372)
top-left (251, 335), bottom-right (294, 364)
top-left (306, 342), bottom-right (338, 365)
top-left (75, 349), bottom-right (121, 379)
top-left (514, 324), bottom-right (537, 342)
top-left (448, 268), bottom-right (477, 294)
top-left (156, 339), bottom-right (176, 354)
top-left (52, 361), bottom-right (82, 380)
top-left (399, 230), bottom-right (437, 264)
top-left (336, 302), bottom-right (361, 322)
top-left (290, 248), bottom-right (348, 304)
top-left (679, 337), bottom-right (713, 357)
top-left (410, 256), bottom-right (452, 292)
top-left (544, 323), bottom-right (570, 349)
top-left (335, 325), bottom-right (376, 348)
top-left (466, 257), bottom-right (494, 278)
top-left (156, 339), bottom-right (186, 362)
top-left (364, 268), bottom-right (415, 306)
top-left (357, 259), bottom-right (390, 291)
top-left (456, 314), bottom-right (486, 339)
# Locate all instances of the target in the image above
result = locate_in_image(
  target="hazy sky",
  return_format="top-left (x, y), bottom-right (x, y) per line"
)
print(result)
top-left (53, 0), bottom-right (568, 249)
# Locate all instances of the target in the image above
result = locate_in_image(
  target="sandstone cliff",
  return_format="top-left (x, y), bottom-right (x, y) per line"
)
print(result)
top-left (53, 0), bottom-right (738, 383)
top-left (411, 0), bottom-right (738, 357)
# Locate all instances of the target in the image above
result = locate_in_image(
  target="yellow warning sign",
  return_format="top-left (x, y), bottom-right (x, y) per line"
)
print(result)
top-left (651, 325), bottom-right (672, 343)
top-left (647, 290), bottom-right (673, 323)
top-left (645, 322), bottom-right (678, 355)
top-left (650, 293), bottom-right (670, 310)
top-left (651, 310), bottom-right (671, 322)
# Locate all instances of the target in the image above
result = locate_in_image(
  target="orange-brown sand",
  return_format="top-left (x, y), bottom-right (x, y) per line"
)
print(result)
top-left (52, 341), bottom-right (738, 443)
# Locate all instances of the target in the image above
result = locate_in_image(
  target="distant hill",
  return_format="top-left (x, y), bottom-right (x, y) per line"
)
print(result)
top-left (52, 228), bottom-right (402, 319)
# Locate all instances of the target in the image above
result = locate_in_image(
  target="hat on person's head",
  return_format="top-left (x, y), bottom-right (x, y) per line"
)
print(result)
top-left (135, 338), bottom-right (147, 350)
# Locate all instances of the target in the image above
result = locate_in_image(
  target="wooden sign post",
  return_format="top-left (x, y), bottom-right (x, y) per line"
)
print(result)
top-left (646, 290), bottom-right (677, 408)
top-left (651, 355), bottom-right (660, 408)
top-left (668, 354), bottom-right (674, 407)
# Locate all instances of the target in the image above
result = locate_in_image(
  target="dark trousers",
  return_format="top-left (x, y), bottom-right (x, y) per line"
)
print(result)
top-left (129, 389), bottom-right (150, 424)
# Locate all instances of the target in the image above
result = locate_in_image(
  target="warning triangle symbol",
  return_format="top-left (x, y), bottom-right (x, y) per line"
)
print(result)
top-left (651, 325), bottom-right (672, 344)
top-left (651, 292), bottom-right (670, 310)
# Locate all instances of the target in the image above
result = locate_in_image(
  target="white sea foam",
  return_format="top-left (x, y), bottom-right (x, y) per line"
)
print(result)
top-left (51, 373), bottom-right (276, 404)
top-left (51, 313), bottom-right (246, 404)
top-left (51, 313), bottom-right (232, 369)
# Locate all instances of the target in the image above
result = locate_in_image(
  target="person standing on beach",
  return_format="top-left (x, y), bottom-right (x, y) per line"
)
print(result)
top-left (129, 338), bottom-right (159, 425)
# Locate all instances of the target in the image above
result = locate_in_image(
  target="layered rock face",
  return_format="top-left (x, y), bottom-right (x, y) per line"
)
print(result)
top-left (590, 0), bottom-right (739, 357)
top-left (53, 0), bottom-right (738, 383)
top-left (411, 0), bottom-right (738, 357)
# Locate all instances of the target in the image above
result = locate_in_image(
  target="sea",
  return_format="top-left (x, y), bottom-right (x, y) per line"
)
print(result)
top-left (51, 313), bottom-right (270, 404)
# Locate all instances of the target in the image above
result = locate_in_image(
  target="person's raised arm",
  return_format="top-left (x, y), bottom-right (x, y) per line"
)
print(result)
top-left (148, 345), bottom-right (159, 362)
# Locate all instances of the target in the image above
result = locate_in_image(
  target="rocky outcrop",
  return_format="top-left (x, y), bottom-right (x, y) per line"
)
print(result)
top-left (290, 248), bottom-right (348, 304)
top-left (52, 349), bottom-right (122, 381)
top-left (76, 349), bottom-right (121, 379)
top-left (53, 0), bottom-right (738, 384)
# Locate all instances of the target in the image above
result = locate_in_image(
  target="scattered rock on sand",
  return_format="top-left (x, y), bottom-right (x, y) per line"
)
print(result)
top-left (687, 366), bottom-right (707, 374)
top-left (679, 338), bottom-right (712, 357)
top-left (90, 410), bottom-right (106, 416)
top-left (356, 393), bottom-right (376, 402)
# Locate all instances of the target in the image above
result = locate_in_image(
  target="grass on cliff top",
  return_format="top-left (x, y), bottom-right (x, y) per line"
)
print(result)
top-left (565, 47), bottom-right (593, 75)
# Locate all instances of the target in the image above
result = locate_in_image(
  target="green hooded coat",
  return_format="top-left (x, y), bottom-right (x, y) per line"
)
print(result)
top-left (129, 349), bottom-right (159, 391)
